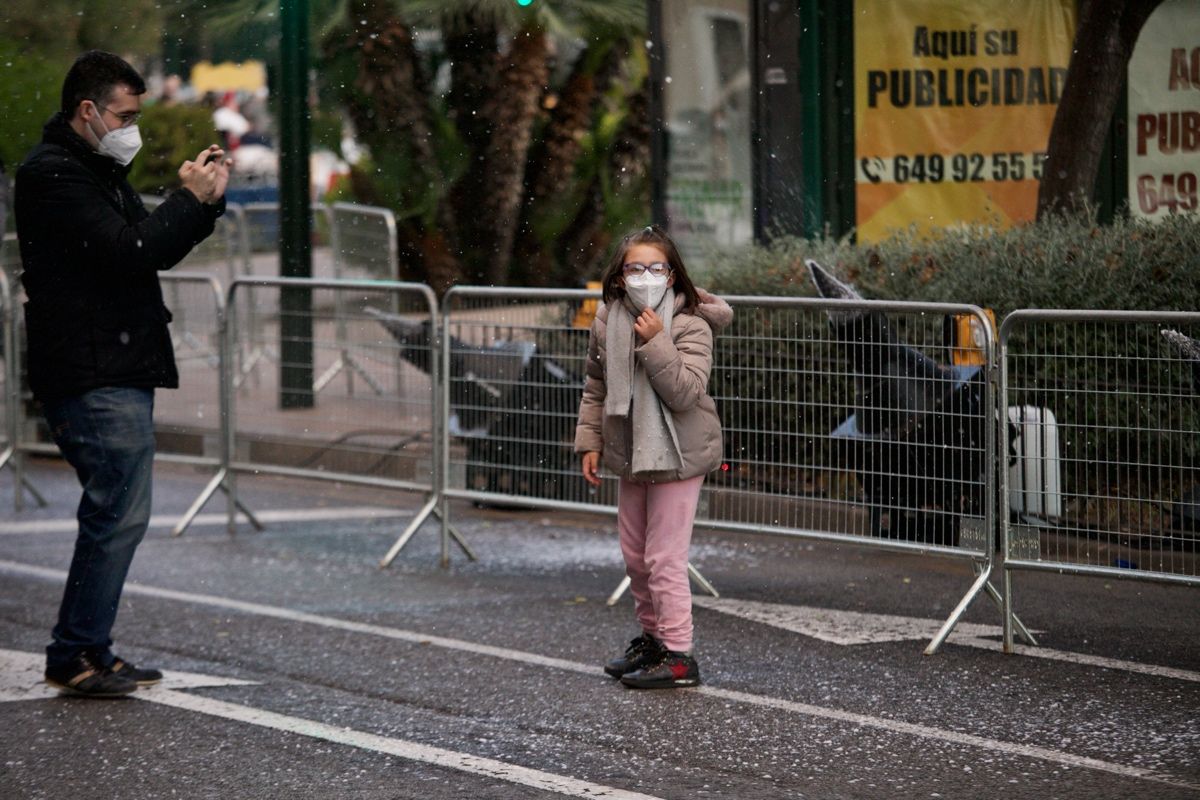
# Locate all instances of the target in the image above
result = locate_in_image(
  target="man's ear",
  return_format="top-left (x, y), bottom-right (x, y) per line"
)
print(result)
top-left (76, 99), bottom-right (97, 124)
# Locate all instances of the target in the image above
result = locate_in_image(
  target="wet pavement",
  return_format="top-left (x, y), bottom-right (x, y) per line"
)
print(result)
top-left (1, 457), bottom-right (1198, 799)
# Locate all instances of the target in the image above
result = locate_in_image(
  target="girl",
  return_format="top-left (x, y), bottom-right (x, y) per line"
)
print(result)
top-left (575, 225), bottom-right (732, 689)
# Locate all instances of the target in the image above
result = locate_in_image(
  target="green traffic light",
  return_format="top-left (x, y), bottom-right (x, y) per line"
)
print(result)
top-left (516, 0), bottom-right (533, 6)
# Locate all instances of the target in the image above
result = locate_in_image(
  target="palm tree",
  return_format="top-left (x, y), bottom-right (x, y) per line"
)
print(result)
top-left (399, 0), bottom-right (646, 288)
top-left (187, 0), bottom-right (648, 292)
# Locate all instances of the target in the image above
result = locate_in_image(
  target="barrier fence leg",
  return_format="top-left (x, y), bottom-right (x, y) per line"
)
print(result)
top-left (1, 447), bottom-right (49, 511)
top-left (925, 560), bottom-right (1036, 655)
top-left (606, 576), bottom-right (631, 607)
top-left (379, 494), bottom-right (438, 568)
top-left (606, 562), bottom-right (718, 607)
top-left (380, 494), bottom-right (478, 569)
top-left (925, 563), bottom-right (992, 655)
top-left (444, 517), bottom-right (477, 563)
top-left (983, 568), bottom-right (1037, 647)
top-left (313, 349), bottom-right (385, 396)
top-left (687, 562), bottom-right (720, 599)
top-left (1003, 569), bottom-right (1015, 655)
top-left (171, 467), bottom-right (264, 537)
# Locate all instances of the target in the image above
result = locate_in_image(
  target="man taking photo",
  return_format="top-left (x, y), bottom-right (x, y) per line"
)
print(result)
top-left (15, 50), bottom-right (231, 697)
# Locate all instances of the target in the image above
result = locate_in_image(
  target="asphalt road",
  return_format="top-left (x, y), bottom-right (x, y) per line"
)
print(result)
top-left (1, 457), bottom-right (1197, 799)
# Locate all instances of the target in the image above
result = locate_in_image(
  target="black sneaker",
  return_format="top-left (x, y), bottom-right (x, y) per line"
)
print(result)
top-left (619, 651), bottom-right (701, 689)
top-left (110, 656), bottom-right (163, 686)
top-left (604, 634), bottom-right (665, 679)
top-left (45, 654), bottom-right (137, 698)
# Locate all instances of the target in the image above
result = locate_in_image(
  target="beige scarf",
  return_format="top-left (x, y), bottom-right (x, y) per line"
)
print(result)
top-left (605, 290), bottom-right (683, 476)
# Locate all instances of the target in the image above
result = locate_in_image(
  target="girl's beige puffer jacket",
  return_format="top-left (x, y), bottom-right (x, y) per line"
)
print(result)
top-left (574, 287), bottom-right (734, 482)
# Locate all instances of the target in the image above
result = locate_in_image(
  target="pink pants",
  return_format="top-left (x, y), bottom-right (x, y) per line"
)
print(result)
top-left (617, 474), bottom-right (705, 653)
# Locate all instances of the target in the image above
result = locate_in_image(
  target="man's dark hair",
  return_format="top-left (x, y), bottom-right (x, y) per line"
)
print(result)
top-left (61, 51), bottom-right (146, 116)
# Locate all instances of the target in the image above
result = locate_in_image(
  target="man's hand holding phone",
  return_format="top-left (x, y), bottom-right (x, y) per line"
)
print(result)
top-left (180, 144), bottom-right (231, 204)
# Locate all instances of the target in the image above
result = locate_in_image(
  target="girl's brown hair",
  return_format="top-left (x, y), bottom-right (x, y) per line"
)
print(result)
top-left (599, 224), bottom-right (699, 311)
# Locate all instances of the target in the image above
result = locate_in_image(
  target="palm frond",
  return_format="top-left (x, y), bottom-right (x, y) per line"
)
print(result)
top-left (178, 0), bottom-right (347, 38)
top-left (399, 0), bottom-right (645, 35)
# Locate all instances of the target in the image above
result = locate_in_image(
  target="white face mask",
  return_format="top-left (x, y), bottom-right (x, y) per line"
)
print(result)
top-left (89, 109), bottom-right (142, 166)
top-left (624, 271), bottom-right (670, 311)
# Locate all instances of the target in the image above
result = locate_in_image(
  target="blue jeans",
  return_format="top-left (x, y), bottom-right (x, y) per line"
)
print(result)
top-left (41, 387), bottom-right (155, 670)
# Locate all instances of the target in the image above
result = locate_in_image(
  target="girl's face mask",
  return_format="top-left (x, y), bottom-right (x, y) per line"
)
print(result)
top-left (624, 271), bottom-right (670, 311)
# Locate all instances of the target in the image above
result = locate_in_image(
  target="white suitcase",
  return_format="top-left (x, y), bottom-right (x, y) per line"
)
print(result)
top-left (1007, 406), bottom-right (1062, 520)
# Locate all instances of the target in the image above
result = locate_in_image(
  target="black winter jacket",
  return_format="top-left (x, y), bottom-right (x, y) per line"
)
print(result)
top-left (15, 114), bottom-right (224, 399)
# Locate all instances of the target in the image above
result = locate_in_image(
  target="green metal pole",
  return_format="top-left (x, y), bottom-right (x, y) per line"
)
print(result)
top-left (797, 0), bottom-right (825, 238)
top-left (279, 0), bottom-right (314, 408)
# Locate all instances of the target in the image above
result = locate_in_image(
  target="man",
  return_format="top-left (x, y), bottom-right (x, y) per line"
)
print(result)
top-left (15, 51), bottom-right (230, 697)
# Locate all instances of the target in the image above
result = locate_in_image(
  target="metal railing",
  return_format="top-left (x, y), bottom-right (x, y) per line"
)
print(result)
top-left (434, 287), bottom-right (1030, 653)
top-left (0, 256), bottom-right (17, 503)
top-left (191, 277), bottom-right (445, 545)
top-left (1000, 309), bottom-right (1200, 651)
top-left (155, 273), bottom-right (228, 532)
top-left (0, 247), bottom-right (47, 511)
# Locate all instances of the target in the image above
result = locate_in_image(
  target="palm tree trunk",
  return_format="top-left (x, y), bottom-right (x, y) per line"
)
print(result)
top-left (445, 12), bottom-right (499, 148)
top-left (558, 80), bottom-right (651, 286)
top-left (327, 0), bottom-right (465, 287)
top-left (510, 39), bottom-right (631, 285)
top-left (478, 26), bottom-right (550, 285)
top-left (445, 13), bottom-right (499, 282)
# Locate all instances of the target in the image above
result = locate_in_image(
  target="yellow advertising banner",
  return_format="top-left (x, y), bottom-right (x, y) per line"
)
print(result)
top-left (854, 0), bottom-right (1077, 242)
top-left (191, 61), bottom-right (268, 94)
top-left (1127, 0), bottom-right (1200, 221)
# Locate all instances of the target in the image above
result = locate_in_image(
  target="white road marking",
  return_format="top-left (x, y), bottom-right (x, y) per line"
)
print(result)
top-left (693, 596), bottom-right (1009, 645)
top-left (692, 596), bottom-right (1200, 684)
top-left (696, 684), bottom-right (1195, 791)
top-left (0, 559), bottom-right (1196, 792)
top-left (0, 649), bottom-right (662, 800)
top-left (144, 689), bottom-right (666, 800)
top-left (951, 636), bottom-right (1200, 684)
top-left (0, 648), bottom-right (254, 703)
top-left (0, 507), bottom-right (404, 535)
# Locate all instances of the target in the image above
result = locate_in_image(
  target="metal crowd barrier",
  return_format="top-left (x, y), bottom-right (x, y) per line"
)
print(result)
top-left (189, 277), bottom-right (446, 548)
top-left (0, 244), bottom-right (48, 511)
top-left (155, 273), bottom-right (229, 534)
top-left (0, 256), bottom-right (17, 503)
top-left (1000, 310), bottom-right (1200, 652)
top-left (330, 202), bottom-right (398, 280)
top-left (434, 287), bottom-right (1029, 652)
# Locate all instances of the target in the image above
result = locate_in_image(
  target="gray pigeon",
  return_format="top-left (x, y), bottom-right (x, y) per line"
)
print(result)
top-left (1161, 329), bottom-right (1200, 392)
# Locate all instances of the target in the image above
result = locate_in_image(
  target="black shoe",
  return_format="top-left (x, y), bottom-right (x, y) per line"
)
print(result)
top-left (45, 654), bottom-right (137, 698)
top-left (620, 651), bottom-right (701, 689)
top-left (604, 634), bottom-right (665, 679)
top-left (110, 656), bottom-right (163, 686)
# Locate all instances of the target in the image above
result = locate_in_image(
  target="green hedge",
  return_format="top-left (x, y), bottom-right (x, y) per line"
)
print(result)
top-left (0, 41), bottom-right (67, 171)
top-left (700, 212), bottom-right (1200, 315)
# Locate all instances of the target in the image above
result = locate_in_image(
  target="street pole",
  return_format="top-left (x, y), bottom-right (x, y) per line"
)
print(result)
top-left (279, 0), bottom-right (314, 408)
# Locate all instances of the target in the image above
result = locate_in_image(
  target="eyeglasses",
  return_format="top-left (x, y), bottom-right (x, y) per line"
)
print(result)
top-left (93, 102), bottom-right (141, 127)
top-left (622, 262), bottom-right (671, 277)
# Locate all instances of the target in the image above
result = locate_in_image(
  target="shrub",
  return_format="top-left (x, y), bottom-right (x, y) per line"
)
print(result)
top-left (700, 211), bottom-right (1200, 314)
top-left (0, 41), bottom-right (68, 171)
top-left (128, 104), bottom-right (221, 196)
